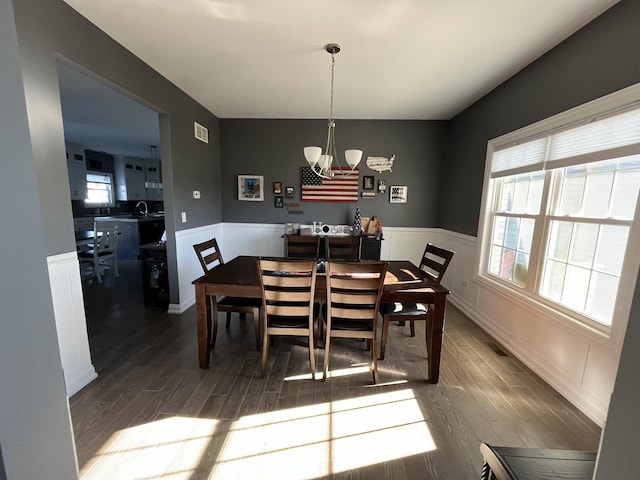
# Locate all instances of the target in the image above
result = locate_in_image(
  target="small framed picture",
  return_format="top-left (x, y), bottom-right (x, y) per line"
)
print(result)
top-left (273, 181), bottom-right (283, 194)
top-left (285, 186), bottom-right (294, 198)
top-left (378, 179), bottom-right (387, 194)
top-left (274, 196), bottom-right (284, 208)
top-left (238, 175), bottom-right (264, 201)
top-left (363, 175), bottom-right (374, 190)
top-left (390, 185), bottom-right (408, 203)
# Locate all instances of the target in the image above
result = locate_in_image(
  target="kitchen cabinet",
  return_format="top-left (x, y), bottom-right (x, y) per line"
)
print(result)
top-left (145, 157), bottom-right (163, 201)
top-left (114, 155), bottom-right (146, 201)
top-left (66, 144), bottom-right (87, 200)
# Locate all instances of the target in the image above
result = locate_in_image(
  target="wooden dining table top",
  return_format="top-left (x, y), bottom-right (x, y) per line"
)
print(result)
top-left (192, 255), bottom-right (450, 299)
top-left (193, 256), bottom-right (450, 382)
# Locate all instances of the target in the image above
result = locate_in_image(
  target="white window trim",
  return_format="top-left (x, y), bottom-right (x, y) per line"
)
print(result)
top-left (475, 82), bottom-right (640, 354)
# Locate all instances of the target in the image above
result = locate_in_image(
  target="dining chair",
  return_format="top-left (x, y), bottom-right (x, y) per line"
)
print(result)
top-left (257, 258), bottom-right (318, 378)
top-left (323, 260), bottom-right (387, 384)
top-left (379, 243), bottom-right (454, 360)
top-left (325, 235), bottom-right (362, 261)
top-left (193, 237), bottom-right (261, 351)
top-left (284, 234), bottom-right (321, 259)
top-left (78, 224), bottom-right (119, 284)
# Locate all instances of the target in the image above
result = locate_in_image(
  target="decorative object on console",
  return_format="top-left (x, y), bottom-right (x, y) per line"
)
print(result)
top-left (238, 175), bottom-right (264, 201)
top-left (366, 155), bottom-right (395, 173)
top-left (303, 43), bottom-right (363, 179)
top-left (301, 166), bottom-right (358, 202)
top-left (389, 185), bottom-right (407, 203)
top-left (352, 206), bottom-right (362, 236)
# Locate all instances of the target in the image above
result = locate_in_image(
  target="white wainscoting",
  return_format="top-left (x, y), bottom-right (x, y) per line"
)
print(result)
top-left (47, 252), bottom-right (97, 396)
top-left (439, 230), bottom-right (617, 426)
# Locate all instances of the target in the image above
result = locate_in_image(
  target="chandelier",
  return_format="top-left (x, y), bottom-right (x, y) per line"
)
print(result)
top-left (303, 43), bottom-right (363, 179)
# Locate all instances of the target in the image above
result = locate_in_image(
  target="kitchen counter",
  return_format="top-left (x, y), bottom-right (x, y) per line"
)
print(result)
top-left (94, 213), bottom-right (164, 223)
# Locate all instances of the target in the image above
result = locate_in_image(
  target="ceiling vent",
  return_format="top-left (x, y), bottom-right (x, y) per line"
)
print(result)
top-left (194, 122), bottom-right (209, 144)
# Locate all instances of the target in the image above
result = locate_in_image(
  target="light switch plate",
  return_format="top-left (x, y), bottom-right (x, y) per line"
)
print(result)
top-left (181, 211), bottom-right (187, 223)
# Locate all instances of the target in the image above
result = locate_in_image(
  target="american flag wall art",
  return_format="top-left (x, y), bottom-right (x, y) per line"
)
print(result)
top-left (301, 167), bottom-right (359, 202)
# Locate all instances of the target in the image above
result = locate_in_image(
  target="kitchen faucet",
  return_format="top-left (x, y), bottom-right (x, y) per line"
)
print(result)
top-left (136, 201), bottom-right (148, 215)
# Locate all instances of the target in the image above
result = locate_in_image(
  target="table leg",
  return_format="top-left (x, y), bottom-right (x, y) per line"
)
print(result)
top-left (427, 295), bottom-right (446, 383)
top-left (196, 283), bottom-right (210, 368)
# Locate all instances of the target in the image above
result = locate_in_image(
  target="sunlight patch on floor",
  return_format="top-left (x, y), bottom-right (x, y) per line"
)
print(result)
top-left (80, 389), bottom-right (435, 479)
top-left (212, 388), bottom-right (435, 478)
top-left (81, 417), bottom-right (219, 479)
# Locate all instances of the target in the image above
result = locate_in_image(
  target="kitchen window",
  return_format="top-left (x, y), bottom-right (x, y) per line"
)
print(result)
top-left (478, 94), bottom-right (640, 332)
top-left (85, 172), bottom-right (114, 206)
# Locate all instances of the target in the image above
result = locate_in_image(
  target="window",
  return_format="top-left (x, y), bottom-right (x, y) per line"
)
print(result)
top-left (479, 102), bottom-right (640, 331)
top-left (84, 172), bottom-right (114, 206)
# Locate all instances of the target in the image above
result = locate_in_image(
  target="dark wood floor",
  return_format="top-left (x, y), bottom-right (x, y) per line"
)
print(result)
top-left (70, 260), bottom-right (601, 479)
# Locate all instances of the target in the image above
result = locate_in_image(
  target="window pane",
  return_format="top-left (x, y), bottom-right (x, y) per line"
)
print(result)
top-left (527, 176), bottom-right (544, 213)
top-left (497, 173), bottom-right (543, 214)
top-left (568, 223), bottom-right (598, 268)
top-left (541, 260), bottom-right (565, 302)
top-left (561, 265), bottom-right (590, 312)
top-left (585, 272), bottom-right (618, 326)
top-left (611, 164), bottom-right (640, 219)
top-left (594, 225), bottom-right (629, 275)
top-left (488, 245), bottom-right (503, 276)
top-left (547, 221), bottom-right (572, 261)
top-left (518, 218), bottom-right (534, 253)
top-left (500, 248), bottom-right (516, 281)
top-left (492, 216), bottom-right (506, 246)
top-left (557, 171), bottom-right (585, 215)
top-left (583, 171), bottom-right (613, 218)
top-left (504, 218), bottom-right (519, 249)
top-left (513, 252), bottom-right (529, 286)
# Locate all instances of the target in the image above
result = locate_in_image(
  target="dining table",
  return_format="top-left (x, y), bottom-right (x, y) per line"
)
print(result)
top-left (192, 256), bottom-right (451, 383)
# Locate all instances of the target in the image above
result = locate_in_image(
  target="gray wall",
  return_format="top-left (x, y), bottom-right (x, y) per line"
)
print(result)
top-left (439, 0), bottom-right (640, 237)
top-left (439, 1), bottom-right (640, 477)
top-left (12, 0), bottom-right (223, 302)
top-left (220, 119), bottom-right (446, 227)
top-left (1, 1), bottom-right (78, 477)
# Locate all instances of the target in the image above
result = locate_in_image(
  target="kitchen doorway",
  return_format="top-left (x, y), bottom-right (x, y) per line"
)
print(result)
top-left (58, 60), bottom-right (167, 373)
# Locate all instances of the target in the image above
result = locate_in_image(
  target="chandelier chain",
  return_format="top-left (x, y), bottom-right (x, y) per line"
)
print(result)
top-left (329, 52), bottom-right (335, 123)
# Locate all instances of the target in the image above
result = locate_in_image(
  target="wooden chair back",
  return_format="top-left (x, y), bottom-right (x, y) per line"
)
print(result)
top-left (418, 243), bottom-right (455, 284)
top-left (257, 258), bottom-right (318, 377)
top-left (193, 237), bottom-right (224, 273)
top-left (284, 234), bottom-right (321, 259)
top-left (323, 260), bottom-right (387, 383)
top-left (326, 235), bottom-right (362, 261)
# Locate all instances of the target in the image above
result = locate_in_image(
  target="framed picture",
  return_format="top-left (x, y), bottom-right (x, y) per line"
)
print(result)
top-left (390, 185), bottom-right (408, 203)
top-left (363, 175), bottom-right (374, 190)
top-left (238, 175), bottom-right (264, 201)
top-left (378, 179), bottom-right (387, 194)
top-left (274, 196), bottom-right (284, 208)
top-left (285, 186), bottom-right (294, 199)
top-left (273, 181), bottom-right (282, 194)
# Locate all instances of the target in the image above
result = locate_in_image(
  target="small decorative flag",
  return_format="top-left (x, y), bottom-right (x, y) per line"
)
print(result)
top-left (353, 206), bottom-right (362, 236)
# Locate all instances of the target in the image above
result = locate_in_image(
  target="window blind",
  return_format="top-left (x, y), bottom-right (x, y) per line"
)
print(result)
top-left (491, 106), bottom-right (640, 178)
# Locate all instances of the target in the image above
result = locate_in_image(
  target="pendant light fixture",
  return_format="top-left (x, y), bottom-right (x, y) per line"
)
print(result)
top-left (303, 43), bottom-right (363, 179)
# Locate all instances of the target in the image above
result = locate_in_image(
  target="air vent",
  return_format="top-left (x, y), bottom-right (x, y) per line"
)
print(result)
top-left (194, 122), bottom-right (209, 143)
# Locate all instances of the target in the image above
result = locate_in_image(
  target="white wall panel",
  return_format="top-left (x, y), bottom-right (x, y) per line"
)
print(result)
top-left (47, 252), bottom-right (97, 396)
top-left (439, 229), bottom-right (624, 425)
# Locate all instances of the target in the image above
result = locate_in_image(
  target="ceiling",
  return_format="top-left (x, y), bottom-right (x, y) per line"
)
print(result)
top-left (60, 0), bottom-right (619, 158)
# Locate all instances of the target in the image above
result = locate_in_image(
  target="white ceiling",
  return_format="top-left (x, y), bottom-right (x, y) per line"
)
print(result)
top-left (59, 0), bottom-right (619, 156)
